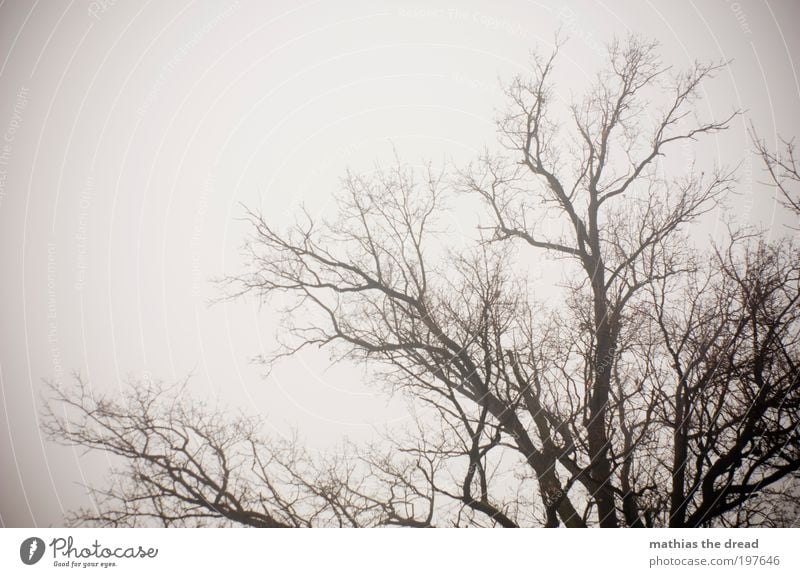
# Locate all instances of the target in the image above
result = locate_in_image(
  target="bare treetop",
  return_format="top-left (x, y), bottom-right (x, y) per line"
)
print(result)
top-left (46, 36), bottom-right (799, 528)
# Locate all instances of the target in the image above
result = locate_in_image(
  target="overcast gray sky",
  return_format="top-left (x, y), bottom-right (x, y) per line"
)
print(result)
top-left (1, 0), bottom-right (798, 527)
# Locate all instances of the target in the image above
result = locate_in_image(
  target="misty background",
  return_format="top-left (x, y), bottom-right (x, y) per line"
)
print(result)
top-left (1, 0), bottom-right (798, 527)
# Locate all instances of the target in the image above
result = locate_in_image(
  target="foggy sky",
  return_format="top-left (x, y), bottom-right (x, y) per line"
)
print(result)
top-left (1, 0), bottom-right (798, 527)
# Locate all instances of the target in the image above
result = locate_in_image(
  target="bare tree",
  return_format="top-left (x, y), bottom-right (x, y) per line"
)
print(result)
top-left (45, 377), bottom-right (441, 527)
top-left (752, 129), bottom-right (800, 219)
top-left (648, 235), bottom-right (799, 526)
top-left (461, 35), bottom-right (738, 526)
top-left (46, 36), bottom-right (800, 528)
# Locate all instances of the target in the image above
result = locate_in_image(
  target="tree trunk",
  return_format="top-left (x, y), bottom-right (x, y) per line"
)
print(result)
top-left (586, 252), bottom-right (619, 528)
